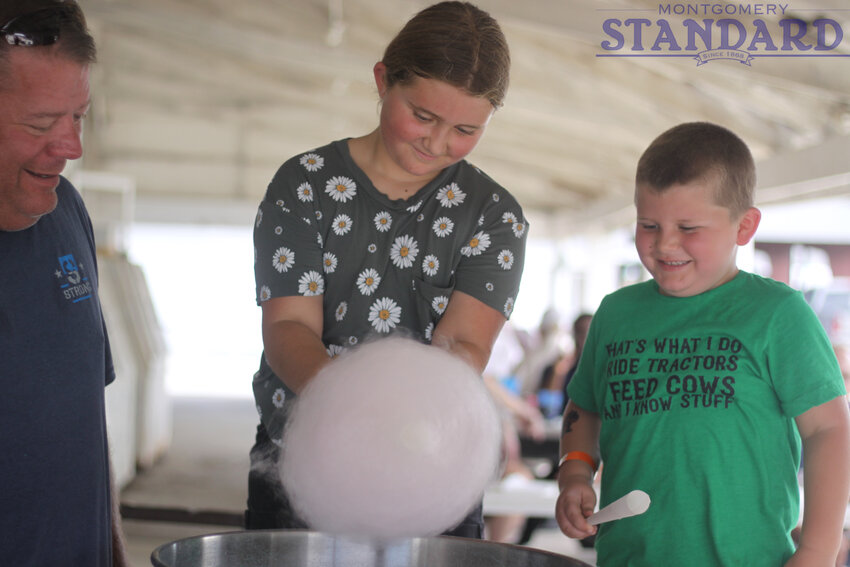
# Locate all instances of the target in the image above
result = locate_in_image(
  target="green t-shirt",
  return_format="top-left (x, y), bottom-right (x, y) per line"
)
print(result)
top-left (568, 271), bottom-right (846, 566)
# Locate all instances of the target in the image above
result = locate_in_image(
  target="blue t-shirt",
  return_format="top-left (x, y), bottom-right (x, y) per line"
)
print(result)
top-left (0, 177), bottom-right (115, 566)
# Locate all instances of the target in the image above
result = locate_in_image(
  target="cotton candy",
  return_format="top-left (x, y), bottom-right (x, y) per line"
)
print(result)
top-left (280, 337), bottom-right (502, 539)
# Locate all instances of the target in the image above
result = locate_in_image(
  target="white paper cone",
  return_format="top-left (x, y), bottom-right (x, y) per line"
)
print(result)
top-left (588, 490), bottom-right (651, 525)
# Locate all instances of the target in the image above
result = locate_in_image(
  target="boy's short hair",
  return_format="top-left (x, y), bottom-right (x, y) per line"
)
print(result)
top-left (635, 122), bottom-right (756, 217)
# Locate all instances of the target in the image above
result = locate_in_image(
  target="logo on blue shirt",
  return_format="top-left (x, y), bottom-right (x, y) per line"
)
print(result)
top-left (56, 254), bottom-right (92, 303)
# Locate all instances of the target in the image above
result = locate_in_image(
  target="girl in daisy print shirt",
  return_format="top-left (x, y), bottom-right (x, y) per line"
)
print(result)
top-left (247, 1), bottom-right (529, 537)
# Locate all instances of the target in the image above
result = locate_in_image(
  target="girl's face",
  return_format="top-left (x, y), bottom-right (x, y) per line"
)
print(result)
top-left (634, 180), bottom-right (760, 298)
top-left (375, 63), bottom-right (494, 182)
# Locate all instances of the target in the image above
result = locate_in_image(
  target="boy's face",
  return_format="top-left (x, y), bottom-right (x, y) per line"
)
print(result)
top-left (634, 179), bottom-right (760, 298)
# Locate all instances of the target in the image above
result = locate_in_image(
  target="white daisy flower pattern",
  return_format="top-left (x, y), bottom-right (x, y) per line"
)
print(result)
top-left (326, 176), bottom-right (356, 202)
top-left (335, 301), bottom-right (348, 321)
top-left (368, 244), bottom-right (377, 253)
top-left (259, 285), bottom-right (272, 302)
top-left (486, 282), bottom-right (495, 291)
top-left (272, 247), bottom-right (295, 273)
top-left (432, 217), bottom-right (454, 237)
top-left (422, 254), bottom-right (439, 276)
top-left (502, 212), bottom-right (518, 225)
top-left (300, 153), bottom-right (324, 171)
top-left (374, 211), bottom-right (392, 232)
top-left (424, 322), bottom-right (434, 341)
top-left (369, 297), bottom-right (402, 333)
top-left (497, 249), bottom-right (514, 270)
top-left (512, 221), bottom-right (527, 238)
top-left (323, 252), bottom-right (338, 273)
top-left (461, 231), bottom-right (491, 257)
top-left (296, 182), bottom-right (314, 202)
top-left (437, 183), bottom-right (466, 208)
top-left (356, 268), bottom-right (381, 295)
top-left (274, 226), bottom-right (283, 235)
top-left (272, 388), bottom-right (286, 408)
top-left (432, 295), bottom-right (449, 314)
top-left (327, 344), bottom-right (346, 358)
top-left (333, 214), bottom-right (353, 235)
top-left (390, 235), bottom-right (418, 269)
top-left (298, 271), bottom-right (324, 296)
top-left (504, 297), bottom-right (515, 317)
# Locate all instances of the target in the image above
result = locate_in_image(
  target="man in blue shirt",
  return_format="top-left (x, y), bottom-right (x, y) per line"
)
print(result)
top-left (0, 1), bottom-right (129, 564)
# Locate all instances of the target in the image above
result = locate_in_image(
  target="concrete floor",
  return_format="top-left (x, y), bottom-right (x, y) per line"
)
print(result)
top-left (121, 396), bottom-right (597, 566)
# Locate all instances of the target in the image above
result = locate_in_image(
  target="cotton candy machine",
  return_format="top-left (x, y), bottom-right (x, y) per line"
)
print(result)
top-left (150, 530), bottom-right (593, 567)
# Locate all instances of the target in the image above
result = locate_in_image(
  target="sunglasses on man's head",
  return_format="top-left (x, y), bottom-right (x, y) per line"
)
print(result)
top-left (1, 3), bottom-right (80, 47)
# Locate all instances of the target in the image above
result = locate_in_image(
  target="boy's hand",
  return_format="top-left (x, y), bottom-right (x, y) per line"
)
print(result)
top-left (555, 402), bottom-right (601, 539)
top-left (555, 473), bottom-right (598, 539)
top-left (783, 544), bottom-right (840, 567)
top-left (793, 397), bottom-right (850, 566)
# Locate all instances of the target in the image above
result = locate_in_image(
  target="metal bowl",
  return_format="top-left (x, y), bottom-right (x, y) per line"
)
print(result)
top-left (150, 529), bottom-right (593, 567)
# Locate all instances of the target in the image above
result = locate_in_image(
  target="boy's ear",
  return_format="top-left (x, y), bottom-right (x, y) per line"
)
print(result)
top-left (736, 207), bottom-right (761, 246)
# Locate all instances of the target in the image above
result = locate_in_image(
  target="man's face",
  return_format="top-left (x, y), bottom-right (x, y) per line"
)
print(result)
top-left (0, 48), bottom-right (90, 231)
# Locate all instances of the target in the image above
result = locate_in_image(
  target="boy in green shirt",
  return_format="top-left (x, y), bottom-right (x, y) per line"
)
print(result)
top-left (556, 122), bottom-right (850, 566)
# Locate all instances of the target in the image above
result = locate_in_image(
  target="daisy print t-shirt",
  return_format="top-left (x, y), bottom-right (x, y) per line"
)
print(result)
top-left (252, 139), bottom-right (529, 441)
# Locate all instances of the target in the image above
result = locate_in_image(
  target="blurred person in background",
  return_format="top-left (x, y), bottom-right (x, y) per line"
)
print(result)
top-left (512, 307), bottom-right (565, 398)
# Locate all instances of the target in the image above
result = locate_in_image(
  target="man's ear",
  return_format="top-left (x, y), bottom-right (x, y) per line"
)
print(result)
top-left (736, 207), bottom-right (761, 246)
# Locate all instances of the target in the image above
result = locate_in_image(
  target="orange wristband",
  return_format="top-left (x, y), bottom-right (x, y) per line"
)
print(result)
top-left (558, 451), bottom-right (598, 472)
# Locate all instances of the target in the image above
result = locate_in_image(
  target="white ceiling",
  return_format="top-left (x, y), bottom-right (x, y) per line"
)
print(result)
top-left (77, 0), bottom-right (850, 237)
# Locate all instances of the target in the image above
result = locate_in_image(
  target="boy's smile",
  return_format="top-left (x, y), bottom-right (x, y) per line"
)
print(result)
top-left (634, 180), bottom-right (760, 298)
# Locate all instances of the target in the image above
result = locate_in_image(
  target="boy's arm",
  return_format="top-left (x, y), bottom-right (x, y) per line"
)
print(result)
top-left (787, 396), bottom-right (850, 567)
top-left (555, 400), bottom-right (601, 539)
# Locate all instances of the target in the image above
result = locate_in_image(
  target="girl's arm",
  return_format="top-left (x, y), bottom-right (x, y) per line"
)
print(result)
top-left (261, 295), bottom-right (329, 394)
top-left (432, 290), bottom-right (506, 374)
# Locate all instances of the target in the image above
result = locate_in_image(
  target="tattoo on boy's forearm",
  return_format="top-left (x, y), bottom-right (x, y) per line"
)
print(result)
top-left (562, 410), bottom-right (579, 435)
